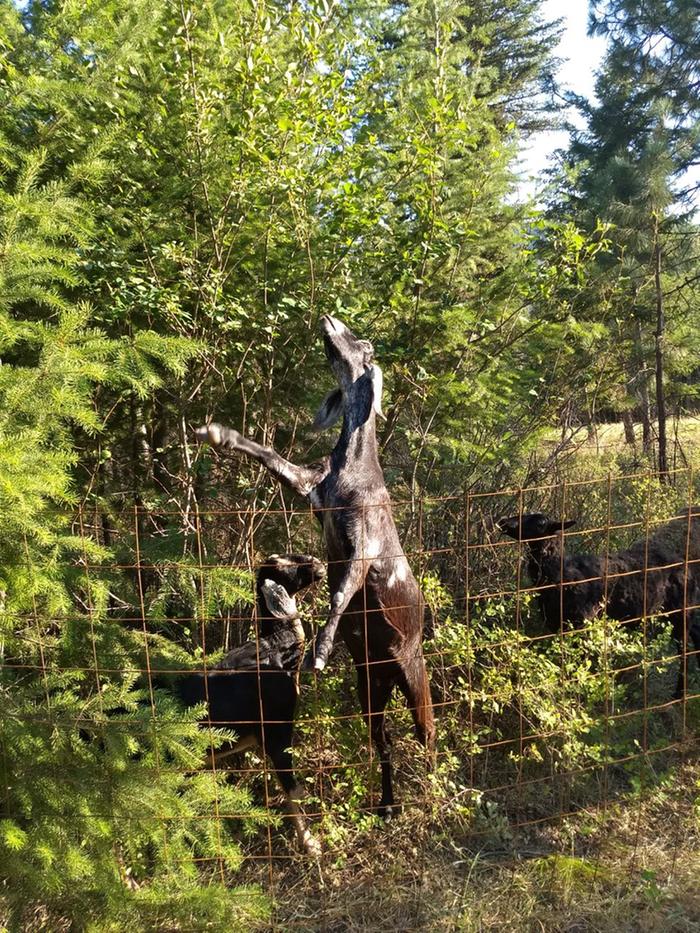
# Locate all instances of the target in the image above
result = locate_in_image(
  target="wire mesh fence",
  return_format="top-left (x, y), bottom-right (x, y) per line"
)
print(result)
top-left (5, 466), bottom-right (700, 927)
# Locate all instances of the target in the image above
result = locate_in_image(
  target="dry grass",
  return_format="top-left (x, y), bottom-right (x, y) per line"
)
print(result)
top-left (236, 748), bottom-right (700, 933)
top-left (541, 416), bottom-right (700, 467)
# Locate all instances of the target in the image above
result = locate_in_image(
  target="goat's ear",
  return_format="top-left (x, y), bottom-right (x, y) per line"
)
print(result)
top-left (313, 388), bottom-right (344, 432)
top-left (547, 518), bottom-right (576, 533)
top-left (260, 579), bottom-right (298, 620)
top-left (369, 364), bottom-right (385, 419)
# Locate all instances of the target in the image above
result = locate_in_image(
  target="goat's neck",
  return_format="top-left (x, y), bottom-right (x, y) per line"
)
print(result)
top-left (256, 598), bottom-right (305, 648)
top-left (256, 602), bottom-right (284, 640)
top-left (331, 410), bottom-right (381, 474)
top-left (526, 536), bottom-right (563, 583)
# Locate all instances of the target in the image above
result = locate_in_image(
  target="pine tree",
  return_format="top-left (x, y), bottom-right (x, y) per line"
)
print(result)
top-left (550, 0), bottom-right (700, 473)
top-left (0, 4), bottom-right (270, 926)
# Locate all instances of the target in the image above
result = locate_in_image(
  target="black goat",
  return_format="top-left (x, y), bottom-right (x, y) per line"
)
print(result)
top-left (498, 510), bottom-right (700, 697)
top-left (196, 315), bottom-right (435, 818)
top-left (168, 553), bottom-right (325, 855)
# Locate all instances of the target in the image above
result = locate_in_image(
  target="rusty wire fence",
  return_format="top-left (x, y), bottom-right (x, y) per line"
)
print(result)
top-left (8, 466), bottom-right (700, 925)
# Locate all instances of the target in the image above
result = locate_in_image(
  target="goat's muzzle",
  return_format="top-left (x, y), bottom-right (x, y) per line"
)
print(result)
top-left (320, 314), bottom-right (343, 335)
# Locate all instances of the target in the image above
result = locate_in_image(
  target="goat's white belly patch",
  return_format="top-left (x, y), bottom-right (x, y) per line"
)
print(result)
top-left (387, 557), bottom-right (409, 588)
top-left (362, 537), bottom-right (382, 560)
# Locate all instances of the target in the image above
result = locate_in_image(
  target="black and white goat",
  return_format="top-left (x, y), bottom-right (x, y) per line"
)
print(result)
top-left (196, 315), bottom-right (435, 817)
top-left (498, 510), bottom-right (700, 697)
top-left (170, 553), bottom-right (325, 855)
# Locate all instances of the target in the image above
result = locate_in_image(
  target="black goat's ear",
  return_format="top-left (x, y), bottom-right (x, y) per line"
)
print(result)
top-left (260, 579), bottom-right (298, 620)
top-left (547, 518), bottom-right (576, 533)
top-left (313, 388), bottom-right (344, 431)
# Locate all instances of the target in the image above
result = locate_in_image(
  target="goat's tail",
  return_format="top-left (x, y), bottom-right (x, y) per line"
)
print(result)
top-left (399, 647), bottom-right (435, 757)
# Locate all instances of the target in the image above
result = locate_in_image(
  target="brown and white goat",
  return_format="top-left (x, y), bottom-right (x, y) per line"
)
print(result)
top-left (196, 315), bottom-right (435, 817)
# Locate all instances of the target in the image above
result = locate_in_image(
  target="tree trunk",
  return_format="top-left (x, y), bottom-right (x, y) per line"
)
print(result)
top-left (622, 410), bottom-right (636, 447)
top-left (634, 319), bottom-right (652, 452)
top-left (654, 213), bottom-right (668, 481)
top-left (152, 396), bottom-right (171, 497)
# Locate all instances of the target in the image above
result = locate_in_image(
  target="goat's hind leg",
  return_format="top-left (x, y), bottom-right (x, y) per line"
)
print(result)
top-left (357, 670), bottom-right (398, 819)
top-left (671, 601), bottom-right (700, 700)
top-left (268, 741), bottom-right (321, 857)
top-left (674, 645), bottom-right (685, 702)
top-left (397, 655), bottom-right (436, 763)
top-left (687, 616), bottom-right (700, 694)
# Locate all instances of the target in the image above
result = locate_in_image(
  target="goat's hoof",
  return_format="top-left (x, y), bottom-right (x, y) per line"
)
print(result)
top-left (301, 649), bottom-right (326, 672)
top-left (302, 832), bottom-right (322, 858)
top-left (194, 423), bottom-right (242, 449)
top-left (376, 802), bottom-right (401, 821)
top-left (194, 423), bottom-right (222, 446)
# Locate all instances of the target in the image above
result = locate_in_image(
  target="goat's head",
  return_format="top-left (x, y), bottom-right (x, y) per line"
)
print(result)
top-left (313, 315), bottom-right (384, 431)
top-left (497, 512), bottom-right (576, 542)
top-left (256, 553), bottom-right (326, 619)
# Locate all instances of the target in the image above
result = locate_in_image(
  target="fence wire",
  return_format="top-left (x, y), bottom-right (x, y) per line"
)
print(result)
top-left (6, 466), bottom-right (700, 927)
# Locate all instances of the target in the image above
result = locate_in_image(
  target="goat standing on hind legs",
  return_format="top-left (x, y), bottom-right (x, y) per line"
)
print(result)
top-left (196, 315), bottom-right (435, 818)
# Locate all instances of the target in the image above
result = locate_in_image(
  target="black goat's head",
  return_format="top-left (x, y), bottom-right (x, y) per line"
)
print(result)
top-left (313, 315), bottom-right (384, 431)
top-left (256, 554), bottom-right (326, 618)
top-left (497, 512), bottom-right (576, 542)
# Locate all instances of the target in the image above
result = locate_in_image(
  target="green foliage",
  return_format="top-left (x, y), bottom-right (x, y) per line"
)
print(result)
top-left (0, 668), bottom-right (270, 929)
top-left (548, 0), bottom-right (700, 458)
top-left (1, 0), bottom-right (699, 925)
top-left (0, 4), bottom-right (271, 924)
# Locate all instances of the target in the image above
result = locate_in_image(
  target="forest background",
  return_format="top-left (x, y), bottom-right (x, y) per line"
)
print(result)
top-left (1, 0), bottom-right (700, 929)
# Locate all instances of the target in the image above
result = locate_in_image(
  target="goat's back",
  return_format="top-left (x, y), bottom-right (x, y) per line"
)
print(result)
top-left (532, 551), bottom-right (607, 630)
top-left (175, 668), bottom-right (298, 737)
top-left (535, 508), bottom-right (700, 631)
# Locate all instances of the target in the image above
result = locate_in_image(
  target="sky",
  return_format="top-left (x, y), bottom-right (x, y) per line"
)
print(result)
top-left (520, 0), bottom-right (700, 206)
top-left (518, 0), bottom-right (607, 192)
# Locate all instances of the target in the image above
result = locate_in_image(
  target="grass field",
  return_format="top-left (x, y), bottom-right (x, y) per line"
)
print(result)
top-left (241, 746), bottom-right (700, 931)
top-left (539, 416), bottom-right (700, 474)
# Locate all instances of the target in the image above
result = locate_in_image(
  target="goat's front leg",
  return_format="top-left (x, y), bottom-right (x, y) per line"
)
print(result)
top-left (195, 422), bottom-right (322, 498)
top-left (304, 555), bottom-right (368, 671)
